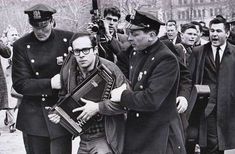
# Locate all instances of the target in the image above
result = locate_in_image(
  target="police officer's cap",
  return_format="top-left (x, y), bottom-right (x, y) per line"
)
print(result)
top-left (228, 16), bottom-right (235, 24)
top-left (126, 10), bottom-right (164, 31)
top-left (24, 4), bottom-right (56, 28)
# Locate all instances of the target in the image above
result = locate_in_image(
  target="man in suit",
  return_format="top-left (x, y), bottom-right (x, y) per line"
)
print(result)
top-left (160, 20), bottom-right (181, 45)
top-left (110, 10), bottom-right (186, 154)
top-left (12, 4), bottom-right (73, 154)
top-left (189, 16), bottom-right (235, 154)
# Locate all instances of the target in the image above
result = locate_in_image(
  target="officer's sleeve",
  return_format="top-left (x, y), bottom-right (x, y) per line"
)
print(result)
top-left (12, 44), bottom-right (53, 96)
top-left (120, 55), bottom-right (179, 111)
top-left (98, 63), bottom-right (127, 115)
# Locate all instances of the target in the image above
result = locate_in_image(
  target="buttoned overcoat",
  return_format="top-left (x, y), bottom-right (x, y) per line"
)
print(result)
top-left (12, 29), bottom-right (73, 138)
top-left (189, 42), bottom-right (235, 150)
top-left (120, 40), bottom-right (186, 154)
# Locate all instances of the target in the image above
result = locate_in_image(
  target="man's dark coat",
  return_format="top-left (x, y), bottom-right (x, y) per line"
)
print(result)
top-left (120, 40), bottom-right (186, 154)
top-left (12, 29), bottom-right (73, 138)
top-left (189, 42), bottom-right (235, 150)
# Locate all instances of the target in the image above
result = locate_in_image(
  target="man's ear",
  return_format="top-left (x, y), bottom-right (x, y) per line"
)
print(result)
top-left (51, 18), bottom-right (56, 28)
top-left (148, 31), bottom-right (157, 41)
top-left (93, 46), bottom-right (98, 54)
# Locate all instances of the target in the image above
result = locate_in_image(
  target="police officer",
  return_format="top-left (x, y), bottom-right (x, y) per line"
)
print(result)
top-left (110, 10), bottom-right (186, 154)
top-left (12, 4), bottom-right (73, 154)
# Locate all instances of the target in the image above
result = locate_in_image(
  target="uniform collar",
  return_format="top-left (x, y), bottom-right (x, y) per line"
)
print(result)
top-left (140, 39), bottom-right (160, 54)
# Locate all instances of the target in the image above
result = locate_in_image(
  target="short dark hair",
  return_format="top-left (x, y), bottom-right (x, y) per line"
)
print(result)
top-left (191, 21), bottom-right (203, 32)
top-left (167, 20), bottom-right (177, 26)
top-left (104, 7), bottom-right (121, 19)
top-left (209, 17), bottom-right (230, 32)
top-left (181, 23), bottom-right (197, 33)
top-left (69, 32), bottom-right (97, 49)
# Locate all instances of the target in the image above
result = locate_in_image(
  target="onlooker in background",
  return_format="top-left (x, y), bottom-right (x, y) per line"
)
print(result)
top-left (2, 26), bottom-right (20, 133)
top-left (12, 3), bottom-right (73, 154)
top-left (88, 7), bottom-right (130, 63)
top-left (199, 21), bottom-right (210, 41)
top-left (189, 16), bottom-right (235, 154)
top-left (228, 17), bottom-right (235, 45)
top-left (191, 21), bottom-right (209, 46)
top-left (175, 23), bottom-right (198, 66)
top-left (199, 21), bottom-right (206, 28)
top-left (160, 19), bottom-right (181, 44)
top-left (0, 41), bottom-right (11, 135)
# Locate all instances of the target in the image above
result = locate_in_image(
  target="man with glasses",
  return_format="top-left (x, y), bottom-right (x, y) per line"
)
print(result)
top-left (12, 3), bottom-right (73, 154)
top-left (48, 32), bottom-right (127, 154)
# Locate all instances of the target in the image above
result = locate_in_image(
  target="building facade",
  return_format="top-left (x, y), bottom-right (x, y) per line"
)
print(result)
top-left (162, 0), bottom-right (235, 26)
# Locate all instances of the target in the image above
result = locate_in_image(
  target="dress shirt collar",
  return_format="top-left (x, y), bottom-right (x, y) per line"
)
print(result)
top-left (211, 42), bottom-right (226, 62)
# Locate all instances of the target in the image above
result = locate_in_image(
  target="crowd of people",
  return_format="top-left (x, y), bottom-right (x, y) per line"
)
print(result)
top-left (1, 2), bottom-right (235, 154)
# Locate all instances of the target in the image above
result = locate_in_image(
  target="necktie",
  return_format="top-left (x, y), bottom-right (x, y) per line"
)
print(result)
top-left (215, 47), bottom-right (220, 71)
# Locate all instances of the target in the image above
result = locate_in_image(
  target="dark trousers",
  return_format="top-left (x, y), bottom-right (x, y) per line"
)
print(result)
top-left (23, 133), bottom-right (72, 154)
top-left (201, 109), bottom-right (224, 154)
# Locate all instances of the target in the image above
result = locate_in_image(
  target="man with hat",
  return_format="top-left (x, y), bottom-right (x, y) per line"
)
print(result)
top-left (12, 3), bottom-right (73, 154)
top-left (110, 10), bottom-right (186, 154)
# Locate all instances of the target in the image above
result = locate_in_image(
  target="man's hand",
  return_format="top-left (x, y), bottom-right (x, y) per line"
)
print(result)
top-left (51, 74), bottom-right (61, 89)
top-left (110, 83), bottom-right (127, 102)
top-left (72, 98), bottom-right (99, 121)
top-left (45, 107), bottom-right (61, 124)
top-left (86, 23), bottom-right (96, 34)
top-left (176, 96), bottom-right (188, 114)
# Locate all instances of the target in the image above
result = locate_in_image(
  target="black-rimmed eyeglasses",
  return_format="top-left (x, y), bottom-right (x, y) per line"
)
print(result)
top-left (72, 47), bottom-right (93, 56)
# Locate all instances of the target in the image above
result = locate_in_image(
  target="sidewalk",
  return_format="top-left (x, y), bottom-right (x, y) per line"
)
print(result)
top-left (1, 110), bottom-right (235, 154)
top-left (0, 110), bottom-right (80, 154)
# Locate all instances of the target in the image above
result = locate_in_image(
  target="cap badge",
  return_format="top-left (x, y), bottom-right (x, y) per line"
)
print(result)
top-left (33, 10), bottom-right (41, 19)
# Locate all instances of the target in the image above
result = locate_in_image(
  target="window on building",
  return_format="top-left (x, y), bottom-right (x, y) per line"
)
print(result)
top-left (179, 0), bottom-right (182, 5)
top-left (178, 11), bottom-right (181, 20)
top-left (210, 0), bottom-right (214, 2)
top-left (194, 10), bottom-right (197, 18)
top-left (202, 9), bottom-right (205, 17)
top-left (186, 10), bottom-right (190, 20)
top-left (195, 0), bottom-right (198, 3)
top-left (182, 11), bottom-right (185, 19)
top-left (218, 8), bottom-right (222, 14)
top-left (198, 9), bottom-right (201, 17)
top-left (200, 0), bottom-right (204, 2)
top-left (184, 0), bottom-right (187, 4)
top-left (210, 8), bottom-right (213, 16)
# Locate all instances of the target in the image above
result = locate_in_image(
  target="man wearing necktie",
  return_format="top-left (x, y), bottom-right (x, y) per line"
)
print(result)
top-left (189, 16), bottom-right (235, 154)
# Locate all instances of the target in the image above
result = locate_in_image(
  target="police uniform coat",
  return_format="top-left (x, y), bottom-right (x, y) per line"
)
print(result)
top-left (189, 42), bottom-right (235, 150)
top-left (12, 29), bottom-right (73, 138)
top-left (120, 40), bottom-right (186, 154)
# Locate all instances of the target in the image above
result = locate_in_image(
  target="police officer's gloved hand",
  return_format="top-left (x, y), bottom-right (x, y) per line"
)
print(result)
top-left (51, 74), bottom-right (61, 89)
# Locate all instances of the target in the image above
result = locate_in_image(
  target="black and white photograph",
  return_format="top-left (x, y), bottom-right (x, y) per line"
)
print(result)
top-left (0, 0), bottom-right (235, 154)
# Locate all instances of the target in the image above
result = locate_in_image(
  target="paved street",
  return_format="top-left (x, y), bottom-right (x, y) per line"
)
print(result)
top-left (1, 110), bottom-right (235, 154)
top-left (0, 110), bottom-right (80, 154)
